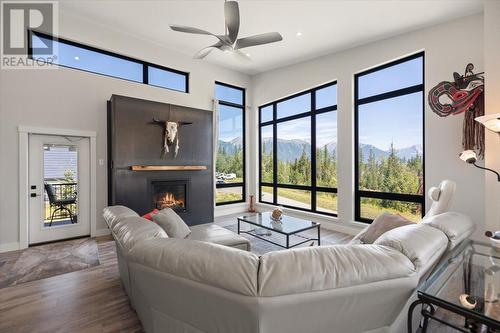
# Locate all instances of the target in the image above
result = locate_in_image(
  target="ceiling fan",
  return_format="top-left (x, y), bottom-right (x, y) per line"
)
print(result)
top-left (169, 0), bottom-right (283, 61)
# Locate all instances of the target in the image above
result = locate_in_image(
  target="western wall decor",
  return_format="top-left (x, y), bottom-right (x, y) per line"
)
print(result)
top-left (428, 63), bottom-right (485, 158)
top-left (150, 117), bottom-right (192, 158)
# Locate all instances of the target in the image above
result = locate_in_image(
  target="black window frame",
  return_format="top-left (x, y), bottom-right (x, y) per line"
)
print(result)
top-left (258, 81), bottom-right (338, 217)
top-left (215, 81), bottom-right (246, 206)
top-left (354, 52), bottom-right (425, 223)
top-left (27, 30), bottom-right (189, 93)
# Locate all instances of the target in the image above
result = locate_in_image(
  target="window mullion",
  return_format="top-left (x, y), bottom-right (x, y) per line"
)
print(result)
top-left (311, 91), bottom-right (317, 212)
top-left (272, 103), bottom-right (278, 205)
top-left (143, 64), bottom-right (148, 84)
top-left (354, 53), bottom-right (425, 222)
top-left (259, 82), bottom-right (338, 217)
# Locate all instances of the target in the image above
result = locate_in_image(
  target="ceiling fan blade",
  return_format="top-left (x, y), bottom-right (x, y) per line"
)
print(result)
top-left (170, 24), bottom-right (226, 44)
top-left (233, 49), bottom-right (251, 62)
top-left (235, 32), bottom-right (283, 50)
top-left (224, 1), bottom-right (240, 44)
top-left (170, 24), bottom-right (214, 36)
top-left (193, 42), bottom-right (223, 59)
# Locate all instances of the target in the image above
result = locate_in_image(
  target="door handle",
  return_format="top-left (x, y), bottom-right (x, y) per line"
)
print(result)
top-left (30, 193), bottom-right (40, 197)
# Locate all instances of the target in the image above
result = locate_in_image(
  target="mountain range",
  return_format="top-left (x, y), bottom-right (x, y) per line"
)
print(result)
top-left (219, 137), bottom-right (422, 162)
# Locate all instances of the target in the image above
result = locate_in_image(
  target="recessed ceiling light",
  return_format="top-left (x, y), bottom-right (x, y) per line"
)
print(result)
top-left (296, 31), bottom-right (303, 37)
top-left (74, 56), bottom-right (79, 60)
top-left (245, 53), bottom-right (251, 57)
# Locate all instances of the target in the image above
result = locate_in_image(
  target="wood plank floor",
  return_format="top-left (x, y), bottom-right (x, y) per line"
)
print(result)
top-left (0, 235), bottom-right (144, 333)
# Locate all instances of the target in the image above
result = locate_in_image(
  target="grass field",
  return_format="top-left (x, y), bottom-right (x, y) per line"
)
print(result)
top-left (360, 199), bottom-right (421, 221)
top-left (261, 187), bottom-right (420, 221)
top-left (261, 187), bottom-right (338, 213)
top-left (216, 187), bottom-right (243, 203)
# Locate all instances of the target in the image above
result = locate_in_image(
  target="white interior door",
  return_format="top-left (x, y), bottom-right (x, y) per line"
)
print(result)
top-left (29, 134), bottom-right (90, 244)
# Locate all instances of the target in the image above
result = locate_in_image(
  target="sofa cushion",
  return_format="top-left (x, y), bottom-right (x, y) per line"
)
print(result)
top-left (188, 224), bottom-right (250, 250)
top-left (153, 208), bottom-right (191, 239)
top-left (129, 238), bottom-right (259, 296)
top-left (112, 217), bottom-right (168, 254)
top-left (258, 244), bottom-right (415, 297)
top-left (422, 212), bottom-right (475, 250)
top-left (374, 224), bottom-right (448, 272)
top-left (357, 212), bottom-right (415, 244)
top-left (103, 205), bottom-right (139, 229)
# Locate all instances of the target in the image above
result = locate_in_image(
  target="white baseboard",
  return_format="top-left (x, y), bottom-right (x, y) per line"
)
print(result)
top-left (255, 202), bottom-right (364, 236)
top-left (0, 242), bottom-right (20, 253)
top-left (320, 220), bottom-right (363, 236)
top-left (95, 228), bottom-right (111, 237)
top-left (215, 202), bottom-right (248, 217)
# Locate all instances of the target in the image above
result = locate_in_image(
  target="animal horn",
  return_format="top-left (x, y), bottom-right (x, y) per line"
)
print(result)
top-left (177, 121), bottom-right (193, 126)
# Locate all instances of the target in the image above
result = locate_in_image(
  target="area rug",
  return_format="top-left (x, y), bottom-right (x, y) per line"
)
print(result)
top-left (224, 223), bottom-right (351, 256)
top-left (0, 237), bottom-right (100, 289)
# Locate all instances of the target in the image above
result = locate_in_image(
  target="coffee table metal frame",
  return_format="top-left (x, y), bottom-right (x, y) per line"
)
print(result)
top-left (237, 215), bottom-right (320, 249)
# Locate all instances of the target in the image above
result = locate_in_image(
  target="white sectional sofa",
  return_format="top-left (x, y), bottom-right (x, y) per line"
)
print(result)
top-left (103, 205), bottom-right (475, 333)
top-left (103, 206), bottom-right (250, 295)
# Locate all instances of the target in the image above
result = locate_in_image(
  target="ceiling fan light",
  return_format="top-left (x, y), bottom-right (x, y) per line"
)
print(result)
top-left (170, 0), bottom-right (282, 62)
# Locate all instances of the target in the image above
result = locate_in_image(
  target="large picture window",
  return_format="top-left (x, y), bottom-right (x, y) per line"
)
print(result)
top-left (215, 82), bottom-right (246, 205)
top-left (259, 82), bottom-right (337, 216)
top-left (354, 52), bottom-right (425, 223)
top-left (29, 30), bottom-right (189, 93)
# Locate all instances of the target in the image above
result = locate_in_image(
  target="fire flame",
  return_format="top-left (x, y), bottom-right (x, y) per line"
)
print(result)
top-left (156, 192), bottom-right (185, 210)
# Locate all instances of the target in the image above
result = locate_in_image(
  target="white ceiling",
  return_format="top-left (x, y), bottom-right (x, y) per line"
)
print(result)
top-left (59, 0), bottom-right (484, 75)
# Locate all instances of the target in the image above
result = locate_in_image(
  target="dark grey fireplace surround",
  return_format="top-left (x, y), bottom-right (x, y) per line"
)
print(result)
top-left (107, 95), bottom-right (214, 225)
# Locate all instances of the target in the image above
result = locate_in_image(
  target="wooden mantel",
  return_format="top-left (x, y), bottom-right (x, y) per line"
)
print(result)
top-left (130, 165), bottom-right (207, 171)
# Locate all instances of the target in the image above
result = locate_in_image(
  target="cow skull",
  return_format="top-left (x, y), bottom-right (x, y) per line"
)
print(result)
top-left (151, 117), bottom-right (192, 157)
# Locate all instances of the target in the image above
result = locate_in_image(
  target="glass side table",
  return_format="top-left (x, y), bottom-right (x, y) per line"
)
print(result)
top-left (408, 241), bottom-right (500, 332)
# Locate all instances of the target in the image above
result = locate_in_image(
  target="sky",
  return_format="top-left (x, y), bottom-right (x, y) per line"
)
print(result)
top-left (33, 34), bottom-right (422, 151)
top-left (32, 34), bottom-right (186, 91)
top-left (358, 92), bottom-right (423, 149)
top-left (262, 90), bottom-right (423, 149)
top-left (219, 104), bottom-right (243, 142)
top-left (358, 57), bottom-right (422, 99)
top-left (217, 84), bottom-right (245, 142)
top-left (259, 56), bottom-right (423, 151)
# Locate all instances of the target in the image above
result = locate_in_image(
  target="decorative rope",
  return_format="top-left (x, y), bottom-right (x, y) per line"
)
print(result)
top-left (462, 91), bottom-right (485, 158)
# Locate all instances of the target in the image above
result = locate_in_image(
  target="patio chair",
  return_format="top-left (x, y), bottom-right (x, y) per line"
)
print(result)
top-left (44, 183), bottom-right (77, 226)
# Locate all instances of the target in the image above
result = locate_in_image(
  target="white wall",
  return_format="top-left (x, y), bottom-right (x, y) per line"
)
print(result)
top-left (1, 10), bottom-right (493, 250)
top-left (250, 14), bottom-right (486, 239)
top-left (484, 3), bottom-right (500, 234)
top-left (0, 11), bottom-right (251, 249)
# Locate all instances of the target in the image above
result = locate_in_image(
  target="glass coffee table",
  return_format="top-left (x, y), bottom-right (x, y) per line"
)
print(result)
top-left (237, 212), bottom-right (320, 249)
top-left (408, 241), bottom-right (500, 332)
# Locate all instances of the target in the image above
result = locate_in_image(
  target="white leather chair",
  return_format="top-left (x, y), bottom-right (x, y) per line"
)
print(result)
top-left (423, 179), bottom-right (456, 219)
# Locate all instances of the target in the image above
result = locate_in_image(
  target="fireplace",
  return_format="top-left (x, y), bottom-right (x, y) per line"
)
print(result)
top-left (151, 180), bottom-right (187, 212)
top-left (108, 95), bottom-right (214, 225)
